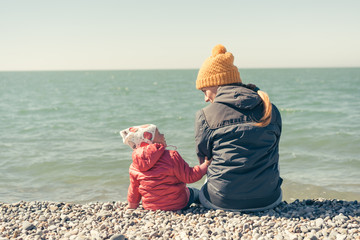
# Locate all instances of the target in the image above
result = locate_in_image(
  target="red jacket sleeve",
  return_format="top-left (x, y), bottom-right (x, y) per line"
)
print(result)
top-left (127, 168), bottom-right (141, 208)
top-left (171, 151), bottom-right (208, 183)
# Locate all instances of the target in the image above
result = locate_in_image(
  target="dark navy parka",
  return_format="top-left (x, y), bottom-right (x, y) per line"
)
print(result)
top-left (195, 84), bottom-right (283, 209)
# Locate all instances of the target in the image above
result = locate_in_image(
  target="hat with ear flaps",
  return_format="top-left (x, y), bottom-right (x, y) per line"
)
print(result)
top-left (196, 44), bottom-right (242, 89)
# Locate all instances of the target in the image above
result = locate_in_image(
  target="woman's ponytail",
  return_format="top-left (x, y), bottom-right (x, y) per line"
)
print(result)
top-left (236, 83), bottom-right (272, 127)
top-left (254, 90), bottom-right (272, 127)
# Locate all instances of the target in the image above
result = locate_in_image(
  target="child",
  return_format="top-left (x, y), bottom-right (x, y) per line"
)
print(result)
top-left (120, 124), bottom-right (211, 211)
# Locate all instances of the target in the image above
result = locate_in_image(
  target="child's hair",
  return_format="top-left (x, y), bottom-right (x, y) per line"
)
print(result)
top-left (238, 83), bottom-right (272, 128)
top-left (120, 124), bottom-right (157, 149)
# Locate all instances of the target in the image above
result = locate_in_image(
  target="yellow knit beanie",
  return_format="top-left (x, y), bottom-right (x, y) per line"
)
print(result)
top-left (196, 44), bottom-right (242, 89)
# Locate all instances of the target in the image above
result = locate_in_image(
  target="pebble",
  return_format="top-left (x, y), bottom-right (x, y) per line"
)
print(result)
top-left (0, 198), bottom-right (359, 239)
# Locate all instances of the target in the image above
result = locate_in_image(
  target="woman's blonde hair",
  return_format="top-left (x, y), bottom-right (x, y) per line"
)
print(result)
top-left (254, 90), bottom-right (272, 127)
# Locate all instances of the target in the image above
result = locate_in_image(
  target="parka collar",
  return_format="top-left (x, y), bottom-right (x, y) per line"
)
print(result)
top-left (214, 84), bottom-right (262, 110)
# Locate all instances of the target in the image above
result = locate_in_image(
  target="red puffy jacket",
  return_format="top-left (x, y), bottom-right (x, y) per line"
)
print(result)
top-left (127, 143), bottom-right (207, 211)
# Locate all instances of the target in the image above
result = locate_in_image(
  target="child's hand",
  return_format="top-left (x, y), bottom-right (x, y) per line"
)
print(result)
top-left (127, 202), bottom-right (138, 209)
top-left (204, 156), bottom-right (212, 166)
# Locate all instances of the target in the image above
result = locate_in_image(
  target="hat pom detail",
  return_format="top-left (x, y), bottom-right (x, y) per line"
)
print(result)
top-left (212, 44), bottom-right (226, 57)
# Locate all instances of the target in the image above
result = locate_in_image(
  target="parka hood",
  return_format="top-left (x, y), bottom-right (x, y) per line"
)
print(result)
top-left (131, 143), bottom-right (165, 171)
top-left (215, 84), bottom-right (262, 110)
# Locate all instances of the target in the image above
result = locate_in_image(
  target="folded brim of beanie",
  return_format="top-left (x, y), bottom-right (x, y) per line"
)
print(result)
top-left (196, 70), bottom-right (241, 89)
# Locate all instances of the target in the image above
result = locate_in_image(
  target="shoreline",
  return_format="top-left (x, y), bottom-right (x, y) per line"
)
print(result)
top-left (1, 198), bottom-right (359, 240)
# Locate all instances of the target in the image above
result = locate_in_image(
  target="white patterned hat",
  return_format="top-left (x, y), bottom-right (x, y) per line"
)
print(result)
top-left (120, 124), bottom-right (157, 149)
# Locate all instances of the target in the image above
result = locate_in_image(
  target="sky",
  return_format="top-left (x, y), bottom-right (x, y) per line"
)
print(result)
top-left (1, 0), bottom-right (359, 71)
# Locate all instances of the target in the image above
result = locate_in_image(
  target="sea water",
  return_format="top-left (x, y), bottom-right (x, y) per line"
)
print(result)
top-left (1, 68), bottom-right (359, 203)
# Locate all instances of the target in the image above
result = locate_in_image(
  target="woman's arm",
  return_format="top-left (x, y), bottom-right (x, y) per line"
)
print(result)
top-left (195, 110), bottom-right (212, 164)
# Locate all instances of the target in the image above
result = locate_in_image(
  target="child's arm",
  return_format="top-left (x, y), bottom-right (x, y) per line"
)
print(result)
top-left (172, 151), bottom-right (211, 183)
top-left (127, 173), bottom-right (141, 209)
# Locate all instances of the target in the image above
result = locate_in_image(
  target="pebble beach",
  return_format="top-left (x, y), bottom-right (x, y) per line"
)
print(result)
top-left (1, 198), bottom-right (359, 240)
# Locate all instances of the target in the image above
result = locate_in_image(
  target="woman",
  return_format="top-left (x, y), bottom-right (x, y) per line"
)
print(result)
top-left (195, 44), bottom-right (283, 211)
